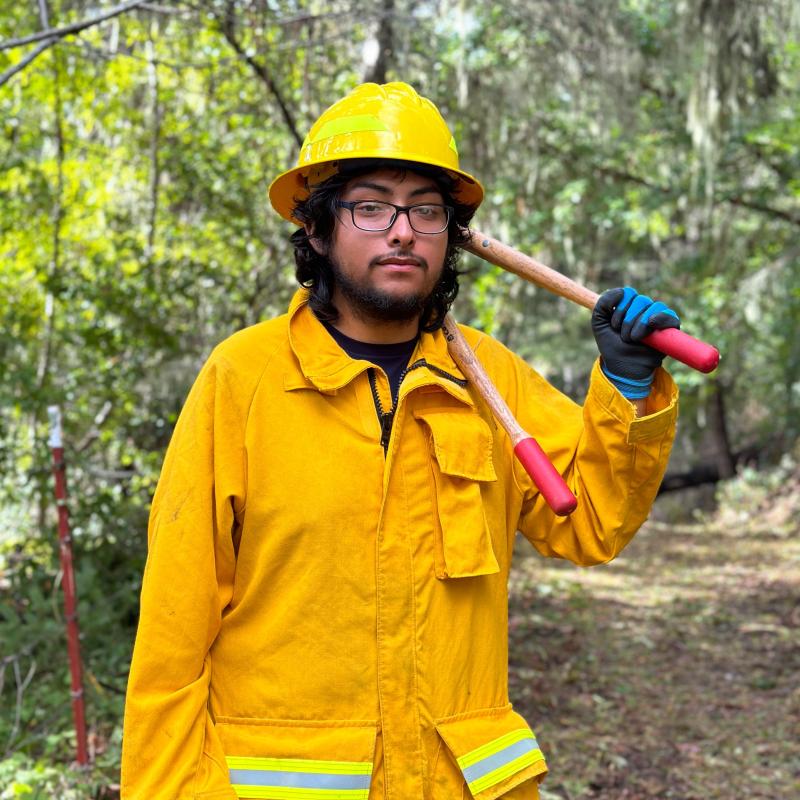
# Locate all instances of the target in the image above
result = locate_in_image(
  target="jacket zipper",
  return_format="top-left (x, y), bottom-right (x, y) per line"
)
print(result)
top-left (367, 360), bottom-right (467, 455)
top-left (368, 368), bottom-right (394, 454)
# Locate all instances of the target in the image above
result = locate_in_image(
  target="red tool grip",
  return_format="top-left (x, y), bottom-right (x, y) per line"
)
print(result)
top-left (513, 437), bottom-right (578, 516)
top-left (642, 327), bottom-right (719, 374)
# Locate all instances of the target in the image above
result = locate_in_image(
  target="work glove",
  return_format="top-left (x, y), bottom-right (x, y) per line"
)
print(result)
top-left (591, 286), bottom-right (680, 399)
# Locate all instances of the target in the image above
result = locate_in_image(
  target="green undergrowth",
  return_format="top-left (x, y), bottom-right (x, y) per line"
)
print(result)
top-left (0, 749), bottom-right (120, 800)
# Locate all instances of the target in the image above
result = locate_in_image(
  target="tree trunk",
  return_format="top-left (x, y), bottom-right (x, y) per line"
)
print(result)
top-left (364, 0), bottom-right (394, 84)
top-left (707, 378), bottom-right (736, 479)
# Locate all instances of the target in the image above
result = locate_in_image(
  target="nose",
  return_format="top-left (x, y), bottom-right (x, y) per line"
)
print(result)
top-left (386, 208), bottom-right (416, 246)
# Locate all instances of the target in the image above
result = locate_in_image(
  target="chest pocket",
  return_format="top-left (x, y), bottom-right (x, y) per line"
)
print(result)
top-left (414, 407), bottom-right (500, 579)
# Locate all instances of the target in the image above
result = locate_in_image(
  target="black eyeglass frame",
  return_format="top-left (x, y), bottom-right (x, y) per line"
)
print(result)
top-left (335, 200), bottom-right (453, 234)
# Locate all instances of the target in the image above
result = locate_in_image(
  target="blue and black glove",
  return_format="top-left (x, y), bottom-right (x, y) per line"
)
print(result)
top-left (591, 286), bottom-right (680, 399)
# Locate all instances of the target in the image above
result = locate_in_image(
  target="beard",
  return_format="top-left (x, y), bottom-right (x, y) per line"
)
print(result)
top-left (329, 255), bottom-right (438, 323)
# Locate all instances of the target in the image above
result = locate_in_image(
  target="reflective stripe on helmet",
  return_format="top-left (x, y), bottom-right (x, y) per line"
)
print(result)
top-left (309, 115), bottom-right (390, 145)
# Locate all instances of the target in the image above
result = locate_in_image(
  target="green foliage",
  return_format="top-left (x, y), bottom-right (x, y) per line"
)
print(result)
top-left (0, 0), bottom-right (798, 794)
top-left (714, 453), bottom-right (800, 534)
top-left (0, 749), bottom-right (119, 799)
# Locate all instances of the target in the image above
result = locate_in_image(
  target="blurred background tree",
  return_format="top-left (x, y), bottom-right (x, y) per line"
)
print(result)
top-left (1, 0), bottom-right (798, 796)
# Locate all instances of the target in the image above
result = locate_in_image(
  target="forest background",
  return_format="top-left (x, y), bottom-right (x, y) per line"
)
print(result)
top-left (1, 1), bottom-right (798, 798)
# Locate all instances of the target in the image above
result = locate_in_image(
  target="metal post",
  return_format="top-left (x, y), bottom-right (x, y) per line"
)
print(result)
top-left (47, 405), bottom-right (89, 765)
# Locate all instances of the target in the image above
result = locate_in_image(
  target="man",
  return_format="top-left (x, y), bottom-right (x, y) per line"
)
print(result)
top-left (122, 82), bottom-right (679, 800)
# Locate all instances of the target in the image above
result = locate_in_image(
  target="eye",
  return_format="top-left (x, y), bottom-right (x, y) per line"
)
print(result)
top-left (355, 201), bottom-right (387, 216)
top-left (412, 205), bottom-right (443, 219)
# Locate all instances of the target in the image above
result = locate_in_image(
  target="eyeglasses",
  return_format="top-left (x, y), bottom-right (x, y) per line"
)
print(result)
top-left (336, 200), bottom-right (453, 234)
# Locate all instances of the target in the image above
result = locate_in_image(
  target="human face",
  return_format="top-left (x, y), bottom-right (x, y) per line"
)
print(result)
top-left (325, 169), bottom-right (449, 332)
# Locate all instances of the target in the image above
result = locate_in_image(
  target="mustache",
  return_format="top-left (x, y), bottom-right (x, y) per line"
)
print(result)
top-left (369, 251), bottom-right (427, 269)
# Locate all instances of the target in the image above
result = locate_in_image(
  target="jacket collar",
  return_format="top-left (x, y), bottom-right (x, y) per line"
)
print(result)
top-left (285, 288), bottom-right (473, 406)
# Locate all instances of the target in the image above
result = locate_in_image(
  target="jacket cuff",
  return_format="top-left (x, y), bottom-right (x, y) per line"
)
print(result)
top-left (588, 359), bottom-right (678, 443)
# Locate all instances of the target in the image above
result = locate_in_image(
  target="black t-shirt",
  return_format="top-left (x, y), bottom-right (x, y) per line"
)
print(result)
top-left (321, 320), bottom-right (417, 404)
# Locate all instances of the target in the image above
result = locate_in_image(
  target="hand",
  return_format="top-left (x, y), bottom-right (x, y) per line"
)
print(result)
top-left (591, 287), bottom-right (680, 398)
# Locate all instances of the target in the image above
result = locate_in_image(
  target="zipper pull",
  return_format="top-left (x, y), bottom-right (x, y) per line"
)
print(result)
top-left (379, 411), bottom-right (394, 452)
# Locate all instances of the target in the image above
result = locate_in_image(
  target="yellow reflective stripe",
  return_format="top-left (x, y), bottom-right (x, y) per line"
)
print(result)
top-left (226, 756), bottom-right (372, 775)
top-left (230, 787), bottom-right (369, 800)
top-left (448, 136), bottom-right (458, 155)
top-left (309, 115), bottom-right (389, 144)
top-left (467, 748), bottom-right (544, 796)
top-left (456, 728), bottom-right (533, 770)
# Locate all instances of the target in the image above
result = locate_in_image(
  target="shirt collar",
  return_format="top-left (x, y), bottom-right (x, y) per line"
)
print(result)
top-left (284, 288), bottom-right (472, 406)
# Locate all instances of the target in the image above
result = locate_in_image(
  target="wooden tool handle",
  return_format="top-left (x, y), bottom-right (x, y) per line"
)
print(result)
top-left (466, 232), bottom-right (599, 309)
top-left (465, 230), bottom-right (720, 374)
top-left (442, 314), bottom-right (578, 516)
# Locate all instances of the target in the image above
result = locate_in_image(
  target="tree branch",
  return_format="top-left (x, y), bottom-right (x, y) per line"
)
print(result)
top-left (139, 2), bottom-right (191, 14)
top-left (0, 37), bottom-right (54, 87)
top-left (539, 140), bottom-right (800, 229)
top-left (722, 194), bottom-right (799, 227)
top-left (0, 0), bottom-right (149, 88)
top-left (145, 28), bottom-right (162, 264)
top-left (0, 0), bottom-right (147, 52)
top-left (217, 4), bottom-right (303, 147)
top-left (601, 161), bottom-right (800, 228)
top-left (658, 443), bottom-right (768, 494)
top-left (75, 401), bottom-right (114, 453)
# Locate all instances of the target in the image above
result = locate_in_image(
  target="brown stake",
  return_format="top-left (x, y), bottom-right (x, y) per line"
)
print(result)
top-left (48, 406), bottom-right (89, 765)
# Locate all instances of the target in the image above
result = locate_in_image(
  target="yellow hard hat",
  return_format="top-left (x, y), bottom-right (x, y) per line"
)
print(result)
top-left (269, 82), bottom-right (484, 224)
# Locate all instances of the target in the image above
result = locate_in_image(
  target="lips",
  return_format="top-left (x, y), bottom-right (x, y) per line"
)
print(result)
top-left (374, 255), bottom-right (425, 268)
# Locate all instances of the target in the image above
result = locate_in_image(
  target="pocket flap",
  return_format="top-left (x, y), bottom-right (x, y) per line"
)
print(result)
top-left (414, 407), bottom-right (497, 481)
top-left (435, 707), bottom-right (547, 800)
top-left (414, 407), bottom-right (499, 579)
top-left (216, 717), bottom-right (377, 799)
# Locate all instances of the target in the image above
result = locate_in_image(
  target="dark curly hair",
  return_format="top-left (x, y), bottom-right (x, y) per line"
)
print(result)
top-left (289, 159), bottom-right (477, 332)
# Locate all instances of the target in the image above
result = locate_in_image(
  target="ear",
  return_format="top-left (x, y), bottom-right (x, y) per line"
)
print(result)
top-left (304, 223), bottom-right (326, 257)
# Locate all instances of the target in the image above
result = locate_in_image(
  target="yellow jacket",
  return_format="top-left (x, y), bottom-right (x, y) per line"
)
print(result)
top-left (122, 289), bottom-right (678, 800)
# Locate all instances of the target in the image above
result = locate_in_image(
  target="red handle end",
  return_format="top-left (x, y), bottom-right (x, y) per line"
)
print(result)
top-left (642, 327), bottom-right (720, 373)
top-left (514, 438), bottom-right (578, 516)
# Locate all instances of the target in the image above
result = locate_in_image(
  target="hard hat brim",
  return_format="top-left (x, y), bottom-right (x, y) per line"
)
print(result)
top-left (269, 154), bottom-right (484, 225)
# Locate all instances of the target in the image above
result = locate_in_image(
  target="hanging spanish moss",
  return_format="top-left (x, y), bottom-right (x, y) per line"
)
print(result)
top-left (683, 0), bottom-right (786, 208)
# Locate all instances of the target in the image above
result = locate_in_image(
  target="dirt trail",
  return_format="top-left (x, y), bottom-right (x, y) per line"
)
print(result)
top-left (508, 487), bottom-right (800, 800)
